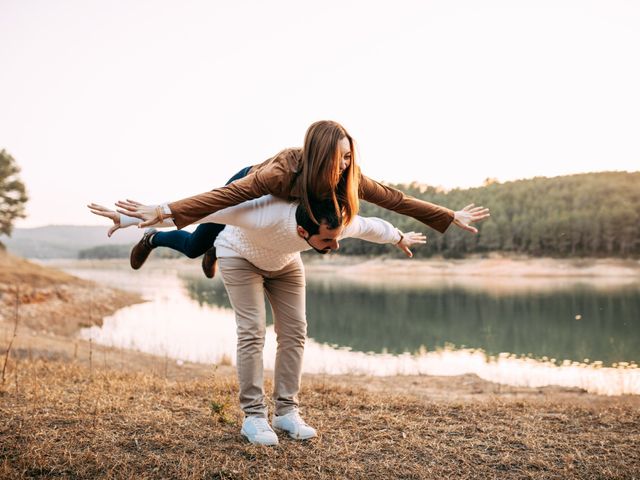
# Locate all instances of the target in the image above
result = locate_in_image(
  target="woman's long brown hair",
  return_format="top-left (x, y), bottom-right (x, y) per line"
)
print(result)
top-left (300, 120), bottom-right (360, 226)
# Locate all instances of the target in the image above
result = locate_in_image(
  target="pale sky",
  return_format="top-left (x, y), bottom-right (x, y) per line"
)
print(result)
top-left (1, 0), bottom-right (638, 227)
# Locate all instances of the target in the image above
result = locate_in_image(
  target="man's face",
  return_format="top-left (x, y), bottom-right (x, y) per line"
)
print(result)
top-left (298, 221), bottom-right (344, 254)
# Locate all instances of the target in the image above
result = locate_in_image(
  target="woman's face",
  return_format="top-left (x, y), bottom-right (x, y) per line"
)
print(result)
top-left (337, 136), bottom-right (352, 175)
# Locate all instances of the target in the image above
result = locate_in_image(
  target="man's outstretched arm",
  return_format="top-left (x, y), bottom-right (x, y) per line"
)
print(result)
top-left (343, 216), bottom-right (427, 258)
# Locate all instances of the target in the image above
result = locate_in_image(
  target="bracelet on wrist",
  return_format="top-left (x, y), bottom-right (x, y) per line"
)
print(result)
top-left (154, 206), bottom-right (168, 223)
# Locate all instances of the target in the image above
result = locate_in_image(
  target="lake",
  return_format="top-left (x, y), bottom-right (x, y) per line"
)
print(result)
top-left (50, 259), bottom-right (640, 396)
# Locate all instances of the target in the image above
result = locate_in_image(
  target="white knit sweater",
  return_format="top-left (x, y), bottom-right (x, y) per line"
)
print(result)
top-left (121, 196), bottom-right (401, 271)
top-left (215, 197), bottom-right (401, 270)
top-left (214, 201), bottom-right (306, 271)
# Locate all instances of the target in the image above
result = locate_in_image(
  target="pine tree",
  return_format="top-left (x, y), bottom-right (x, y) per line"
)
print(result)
top-left (0, 149), bottom-right (29, 238)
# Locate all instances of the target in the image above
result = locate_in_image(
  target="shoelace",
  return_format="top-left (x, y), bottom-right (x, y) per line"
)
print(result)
top-left (289, 412), bottom-right (309, 427)
top-left (248, 417), bottom-right (271, 433)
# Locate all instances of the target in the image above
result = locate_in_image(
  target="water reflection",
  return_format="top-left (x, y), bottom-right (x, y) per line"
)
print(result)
top-left (59, 260), bottom-right (640, 396)
top-left (299, 345), bottom-right (639, 397)
top-left (183, 276), bottom-right (232, 309)
top-left (183, 274), bottom-right (640, 366)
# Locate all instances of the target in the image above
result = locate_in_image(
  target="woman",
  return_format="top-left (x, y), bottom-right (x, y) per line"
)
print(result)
top-left (116, 120), bottom-right (489, 275)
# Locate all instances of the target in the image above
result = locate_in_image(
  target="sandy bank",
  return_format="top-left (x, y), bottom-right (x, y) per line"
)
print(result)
top-left (0, 251), bottom-right (143, 336)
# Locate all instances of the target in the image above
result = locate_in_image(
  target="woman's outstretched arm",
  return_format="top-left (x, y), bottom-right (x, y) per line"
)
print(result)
top-left (358, 174), bottom-right (490, 234)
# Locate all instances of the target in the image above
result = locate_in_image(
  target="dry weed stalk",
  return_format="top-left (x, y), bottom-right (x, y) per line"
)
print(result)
top-left (1, 285), bottom-right (20, 385)
top-left (31, 354), bottom-right (37, 403)
top-left (89, 337), bottom-right (93, 380)
top-left (13, 354), bottom-right (18, 395)
top-left (92, 397), bottom-right (99, 430)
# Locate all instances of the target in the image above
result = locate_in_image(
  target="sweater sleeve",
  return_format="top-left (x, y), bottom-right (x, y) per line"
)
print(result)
top-left (341, 216), bottom-right (401, 244)
top-left (168, 150), bottom-right (299, 229)
top-left (358, 174), bottom-right (455, 233)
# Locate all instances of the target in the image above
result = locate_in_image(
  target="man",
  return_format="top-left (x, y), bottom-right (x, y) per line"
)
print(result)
top-left (89, 196), bottom-right (425, 446)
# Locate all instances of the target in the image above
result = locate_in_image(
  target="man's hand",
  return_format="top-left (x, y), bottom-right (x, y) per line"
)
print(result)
top-left (87, 203), bottom-right (121, 237)
top-left (395, 231), bottom-right (427, 258)
top-left (115, 199), bottom-right (166, 228)
top-left (453, 204), bottom-right (490, 234)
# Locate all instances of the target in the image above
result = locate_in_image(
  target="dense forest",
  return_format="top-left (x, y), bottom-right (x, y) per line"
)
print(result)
top-left (340, 171), bottom-right (640, 258)
top-left (78, 172), bottom-right (639, 259)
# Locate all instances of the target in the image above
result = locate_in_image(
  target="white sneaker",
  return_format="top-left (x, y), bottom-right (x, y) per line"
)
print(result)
top-left (241, 416), bottom-right (279, 446)
top-left (272, 411), bottom-right (317, 440)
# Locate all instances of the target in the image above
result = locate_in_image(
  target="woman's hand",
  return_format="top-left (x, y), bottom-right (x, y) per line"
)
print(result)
top-left (395, 231), bottom-right (427, 258)
top-left (453, 204), bottom-right (490, 234)
top-left (115, 199), bottom-right (165, 228)
top-left (87, 203), bottom-right (121, 237)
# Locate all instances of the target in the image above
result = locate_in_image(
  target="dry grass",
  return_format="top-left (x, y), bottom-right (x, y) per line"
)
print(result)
top-left (1, 252), bottom-right (639, 478)
top-left (1, 353), bottom-right (639, 480)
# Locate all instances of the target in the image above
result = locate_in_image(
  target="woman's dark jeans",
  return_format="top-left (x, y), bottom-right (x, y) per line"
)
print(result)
top-left (151, 166), bottom-right (252, 258)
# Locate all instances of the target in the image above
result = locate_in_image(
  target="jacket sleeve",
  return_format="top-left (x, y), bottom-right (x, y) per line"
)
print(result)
top-left (168, 152), bottom-right (296, 229)
top-left (358, 174), bottom-right (455, 234)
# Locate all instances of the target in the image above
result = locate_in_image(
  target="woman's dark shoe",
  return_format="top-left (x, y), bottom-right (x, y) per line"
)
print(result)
top-left (130, 229), bottom-right (157, 270)
top-left (201, 247), bottom-right (217, 278)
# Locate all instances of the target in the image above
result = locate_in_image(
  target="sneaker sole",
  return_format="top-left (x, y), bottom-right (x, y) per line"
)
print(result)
top-left (240, 429), bottom-right (279, 446)
top-left (273, 426), bottom-right (317, 440)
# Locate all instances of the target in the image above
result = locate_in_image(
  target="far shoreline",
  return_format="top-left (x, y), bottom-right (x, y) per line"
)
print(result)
top-left (301, 254), bottom-right (640, 277)
top-left (42, 254), bottom-right (640, 277)
top-left (41, 255), bottom-right (640, 295)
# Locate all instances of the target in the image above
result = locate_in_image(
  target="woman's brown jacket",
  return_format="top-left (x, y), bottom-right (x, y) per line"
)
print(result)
top-left (168, 148), bottom-right (455, 233)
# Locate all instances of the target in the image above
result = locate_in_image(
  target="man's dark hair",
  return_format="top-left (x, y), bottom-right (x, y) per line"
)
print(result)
top-left (295, 199), bottom-right (342, 236)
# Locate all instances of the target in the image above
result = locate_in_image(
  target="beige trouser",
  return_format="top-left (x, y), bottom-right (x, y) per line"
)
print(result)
top-left (218, 256), bottom-right (307, 418)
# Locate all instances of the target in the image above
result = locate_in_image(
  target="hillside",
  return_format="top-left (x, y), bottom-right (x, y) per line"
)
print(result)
top-left (346, 171), bottom-right (640, 258)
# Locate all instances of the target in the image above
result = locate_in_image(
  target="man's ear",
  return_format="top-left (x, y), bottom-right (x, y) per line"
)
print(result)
top-left (296, 225), bottom-right (308, 239)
